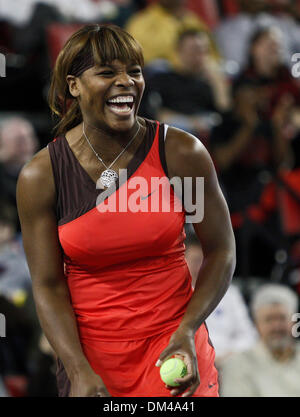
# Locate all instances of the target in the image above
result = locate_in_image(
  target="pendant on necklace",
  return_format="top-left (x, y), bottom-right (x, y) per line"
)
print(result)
top-left (100, 169), bottom-right (118, 188)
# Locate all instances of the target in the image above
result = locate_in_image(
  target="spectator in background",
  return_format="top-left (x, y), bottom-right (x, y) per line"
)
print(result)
top-left (215, 0), bottom-right (300, 73)
top-left (126, 0), bottom-right (217, 68)
top-left (0, 203), bottom-right (31, 302)
top-left (215, 0), bottom-right (268, 72)
top-left (0, 117), bottom-right (38, 208)
top-left (141, 29), bottom-right (230, 137)
top-left (220, 284), bottom-right (300, 397)
top-left (1, 2), bottom-right (136, 115)
top-left (236, 26), bottom-right (300, 119)
top-left (0, 202), bottom-right (42, 397)
top-left (0, 2), bottom-right (62, 113)
top-left (264, 0), bottom-right (300, 62)
top-left (185, 235), bottom-right (257, 368)
top-left (210, 27), bottom-right (300, 276)
top-left (210, 79), bottom-right (290, 215)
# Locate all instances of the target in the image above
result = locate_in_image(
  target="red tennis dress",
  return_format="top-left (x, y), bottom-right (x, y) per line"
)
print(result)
top-left (48, 119), bottom-right (218, 397)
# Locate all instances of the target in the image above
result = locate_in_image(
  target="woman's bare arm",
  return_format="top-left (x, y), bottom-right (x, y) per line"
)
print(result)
top-left (155, 127), bottom-right (235, 397)
top-left (165, 127), bottom-right (236, 334)
top-left (16, 147), bottom-right (111, 396)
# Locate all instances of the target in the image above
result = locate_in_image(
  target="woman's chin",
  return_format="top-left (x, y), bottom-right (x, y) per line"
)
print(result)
top-left (105, 113), bottom-right (138, 132)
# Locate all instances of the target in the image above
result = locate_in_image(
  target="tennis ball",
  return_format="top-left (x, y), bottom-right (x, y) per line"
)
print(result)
top-left (159, 358), bottom-right (187, 387)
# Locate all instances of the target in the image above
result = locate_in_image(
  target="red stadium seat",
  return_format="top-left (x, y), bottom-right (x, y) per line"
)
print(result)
top-left (222, 0), bottom-right (240, 16)
top-left (46, 23), bottom-right (84, 67)
top-left (187, 0), bottom-right (219, 28)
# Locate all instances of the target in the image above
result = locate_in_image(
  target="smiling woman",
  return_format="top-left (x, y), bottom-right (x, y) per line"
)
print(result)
top-left (49, 24), bottom-right (144, 135)
top-left (16, 24), bottom-right (235, 398)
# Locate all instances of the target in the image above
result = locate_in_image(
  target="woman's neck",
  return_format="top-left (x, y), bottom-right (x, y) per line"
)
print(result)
top-left (81, 119), bottom-right (142, 164)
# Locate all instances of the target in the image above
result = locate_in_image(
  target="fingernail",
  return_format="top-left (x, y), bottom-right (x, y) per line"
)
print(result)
top-left (155, 359), bottom-right (162, 367)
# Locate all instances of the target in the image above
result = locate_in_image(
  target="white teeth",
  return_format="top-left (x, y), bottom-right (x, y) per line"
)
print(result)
top-left (108, 96), bottom-right (134, 104)
top-left (109, 104), bottom-right (132, 113)
top-left (106, 95), bottom-right (134, 115)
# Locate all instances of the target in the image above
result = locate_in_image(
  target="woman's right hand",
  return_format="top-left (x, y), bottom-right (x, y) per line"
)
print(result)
top-left (69, 367), bottom-right (112, 397)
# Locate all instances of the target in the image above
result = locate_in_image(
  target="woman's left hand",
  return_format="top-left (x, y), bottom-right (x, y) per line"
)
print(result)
top-left (155, 327), bottom-right (200, 397)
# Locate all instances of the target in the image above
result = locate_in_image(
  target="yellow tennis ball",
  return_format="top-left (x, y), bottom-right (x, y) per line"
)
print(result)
top-left (160, 358), bottom-right (187, 387)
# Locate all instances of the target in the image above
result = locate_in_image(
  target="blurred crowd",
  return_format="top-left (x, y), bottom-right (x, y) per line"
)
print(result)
top-left (0, 0), bottom-right (300, 397)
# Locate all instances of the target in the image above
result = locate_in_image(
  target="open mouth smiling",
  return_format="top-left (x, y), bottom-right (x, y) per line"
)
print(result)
top-left (106, 95), bottom-right (135, 114)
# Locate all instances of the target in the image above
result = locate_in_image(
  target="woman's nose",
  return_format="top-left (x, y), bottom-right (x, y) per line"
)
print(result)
top-left (114, 72), bottom-right (134, 87)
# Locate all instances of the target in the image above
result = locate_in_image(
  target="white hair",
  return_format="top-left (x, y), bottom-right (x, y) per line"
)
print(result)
top-left (0, 116), bottom-right (34, 134)
top-left (251, 284), bottom-right (298, 318)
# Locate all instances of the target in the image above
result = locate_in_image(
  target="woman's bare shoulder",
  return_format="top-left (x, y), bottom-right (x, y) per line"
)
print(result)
top-left (164, 126), bottom-right (213, 179)
top-left (17, 146), bottom-right (56, 209)
top-left (18, 146), bottom-right (52, 184)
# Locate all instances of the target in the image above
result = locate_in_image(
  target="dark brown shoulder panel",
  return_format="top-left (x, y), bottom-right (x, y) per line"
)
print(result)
top-left (47, 119), bottom-right (157, 226)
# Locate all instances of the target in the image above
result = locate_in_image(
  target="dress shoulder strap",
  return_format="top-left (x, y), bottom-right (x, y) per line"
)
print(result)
top-left (47, 136), bottom-right (97, 224)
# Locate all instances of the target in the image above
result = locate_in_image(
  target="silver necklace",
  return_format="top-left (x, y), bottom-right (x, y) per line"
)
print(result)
top-left (82, 121), bottom-right (141, 188)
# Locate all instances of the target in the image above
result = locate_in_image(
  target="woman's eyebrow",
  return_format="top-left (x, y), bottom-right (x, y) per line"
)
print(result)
top-left (93, 62), bottom-right (141, 71)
